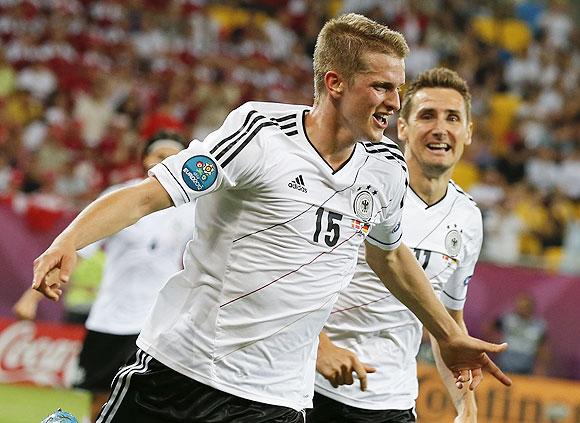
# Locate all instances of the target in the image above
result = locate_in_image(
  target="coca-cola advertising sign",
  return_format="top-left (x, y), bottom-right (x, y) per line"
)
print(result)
top-left (0, 317), bottom-right (85, 387)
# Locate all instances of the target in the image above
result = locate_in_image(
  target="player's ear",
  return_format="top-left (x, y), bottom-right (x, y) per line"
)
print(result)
top-left (397, 117), bottom-right (408, 141)
top-left (325, 71), bottom-right (344, 99)
top-left (465, 120), bottom-right (474, 146)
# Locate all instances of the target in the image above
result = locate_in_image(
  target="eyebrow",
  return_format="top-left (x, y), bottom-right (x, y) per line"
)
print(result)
top-left (373, 81), bottom-right (398, 90)
top-left (417, 107), bottom-right (462, 115)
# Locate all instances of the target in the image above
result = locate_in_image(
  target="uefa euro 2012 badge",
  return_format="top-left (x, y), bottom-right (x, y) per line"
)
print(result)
top-left (40, 409), bottom-right (78, 423)
top-left (181, 155), bottom-right (218, 191)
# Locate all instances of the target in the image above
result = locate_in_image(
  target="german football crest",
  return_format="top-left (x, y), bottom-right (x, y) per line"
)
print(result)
top-left (445, 228), bottom-right (462, 257)
top-left (353, 190), bottom-right (373, 221)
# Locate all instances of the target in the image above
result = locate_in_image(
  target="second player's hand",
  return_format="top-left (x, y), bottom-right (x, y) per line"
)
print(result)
top-left (13, 289), bottom-right (43, 320)
top-left (438, 334), bottom-right (512, 389)
top-left (317, 334), bottom-right (376, 391)
top-left (32, 242), bottom-right (77, 301)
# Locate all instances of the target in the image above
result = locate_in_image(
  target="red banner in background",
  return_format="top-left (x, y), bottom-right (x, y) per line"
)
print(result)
top-left (0, 317), bottom-right (85, 388)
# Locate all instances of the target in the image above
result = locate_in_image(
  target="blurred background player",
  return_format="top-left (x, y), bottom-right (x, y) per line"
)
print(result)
top-left (486, 293), bottom-right (549, 376)
top-left (311, 68), bottom-right (483, 423)
top-left (14, 132), bottom-right (194, 422)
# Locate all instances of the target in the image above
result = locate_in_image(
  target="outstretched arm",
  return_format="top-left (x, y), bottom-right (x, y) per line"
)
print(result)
top-left (365, 241), bottom-right (511, 388)
top-left (316, 332), bottom-right (376, 391)
top-left (32, 177), bottom-right (172, 299)
top-left (430, 309), bottom-right (477, 422)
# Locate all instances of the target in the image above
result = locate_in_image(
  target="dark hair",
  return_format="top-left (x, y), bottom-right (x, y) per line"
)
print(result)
top-left (142, 131), bottom-right (186, 158)
top-left (400, 67), bottom-right (472, 122)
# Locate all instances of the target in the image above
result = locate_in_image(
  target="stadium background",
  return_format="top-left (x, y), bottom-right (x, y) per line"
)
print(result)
top-left (0, 0), bottom-right (578, 421)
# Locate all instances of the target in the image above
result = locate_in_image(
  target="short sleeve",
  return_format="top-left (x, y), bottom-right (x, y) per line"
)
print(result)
top-left (441, 209), bottom-right (483, 310)
top-left (149, 104), bottom-right (269, 207)
top-left (366, 166), bottom-right (408, 250)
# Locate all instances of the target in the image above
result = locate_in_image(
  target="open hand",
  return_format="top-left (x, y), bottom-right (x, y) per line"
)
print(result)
top-left (438, 334), bottom-right (511, 389)
top-left (317, 337), bottom-right (376, 391)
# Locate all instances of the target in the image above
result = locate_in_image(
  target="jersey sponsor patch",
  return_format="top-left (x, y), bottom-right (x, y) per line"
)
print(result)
top-left (181, 155), bottom-right (217, 191)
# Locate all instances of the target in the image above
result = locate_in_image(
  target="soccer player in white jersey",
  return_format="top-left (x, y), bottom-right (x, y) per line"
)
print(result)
top-left (310, 68), bottom-right (484, 422)
top-left (31, 14), bottom-right (509, 423)
top-left (14, 132), bottom-right (193, 422)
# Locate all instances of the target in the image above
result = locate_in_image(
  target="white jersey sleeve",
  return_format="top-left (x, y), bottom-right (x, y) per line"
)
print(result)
top-left (441, 206), bottom-right (483, 310)
top-left (365, 154), bottom-right (407, 250)
top-left (149, 103), bottom-right (269, 207)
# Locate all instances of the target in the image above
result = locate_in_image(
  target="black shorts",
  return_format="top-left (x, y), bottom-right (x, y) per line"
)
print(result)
top-left (307, 392), bottom-right (416, 423)
top-left (74, 330), bottom-right (139, 393)
top-left (96, 349), bottom-right (305, 423)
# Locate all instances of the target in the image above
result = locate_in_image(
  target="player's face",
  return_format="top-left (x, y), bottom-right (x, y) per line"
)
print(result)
top-left (339, 52), bottom-right (405, 143)
top-left (143, 145), bottom-right (182, 171)
top-left (398, 87), bottom-right (472, 176)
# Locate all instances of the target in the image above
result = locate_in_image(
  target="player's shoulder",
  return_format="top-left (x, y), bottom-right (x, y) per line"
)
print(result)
top-left (448, 179), bottom-right (482, 225)
top-left (359, 137), bottom-right (407, 175)
top-left (234, 101), bottom-right (310, 121)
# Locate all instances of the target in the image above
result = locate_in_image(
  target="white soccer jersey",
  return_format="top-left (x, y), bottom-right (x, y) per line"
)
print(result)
top-left (314, 180), bottom-right (483, 410)
top-left (136, 101), bottom-right (408, 411)
top-left (82, 179), bottom-right (195, 335)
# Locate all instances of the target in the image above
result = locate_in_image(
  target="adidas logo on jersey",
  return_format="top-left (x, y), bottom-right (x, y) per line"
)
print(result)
top-left (288, 175), bottom-right (307, 193)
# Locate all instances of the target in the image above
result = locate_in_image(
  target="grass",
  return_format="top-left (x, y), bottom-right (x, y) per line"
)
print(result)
top-left (0, 383), bottom-right (90, 423)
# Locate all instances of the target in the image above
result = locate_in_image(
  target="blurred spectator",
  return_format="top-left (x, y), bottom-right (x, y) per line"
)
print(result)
top-left (481, 193), bottom-right (525, 264)
top-left (468, 167), bottom-right (506, 212)
top-left (15, 62), bottom-right (57, 101)
top-left (525, 145), bottom-right (559, 194)
top-left (0, 0), bottom-right (575, 271)
top-left (73, 77), bottom-right (116, 147)
top-left (556, 145), bottom-right (580, 200)
top-left (0, 51), bottom-right (16, 98)
top-left (486, 294), bottom-right (549, 375)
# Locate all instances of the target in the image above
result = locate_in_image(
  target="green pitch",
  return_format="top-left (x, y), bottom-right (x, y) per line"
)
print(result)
top-left (0, 384), bottom-right (90, 423)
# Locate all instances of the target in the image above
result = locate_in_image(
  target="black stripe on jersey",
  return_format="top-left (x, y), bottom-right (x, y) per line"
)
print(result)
top-left (367, 231), bottom-right (402, 247)
top-left (220, 120), bottom-right (278, 168)
top-left (161, 162), bottom-right (191, 202)
top-left (362, 143), bottom-right (405, 163)
top-left (213, 113), bottom-right (268, 161)
top-left (271, 113), bottom-right (295, 123)
top-left (361, 142), bottom-right (407, 174)
top-left (210, 110), bottom-right (258, 155)
top-left (442, 290), bottom-right (466, 302)
top-left (401, 176), bottom-right (409, 208)
top-left (285, 130), bottom-right (298, 137)
top-left (279, 122), bottom-right (296, 130)
top-left (449, 180), bottom-right (477, 205)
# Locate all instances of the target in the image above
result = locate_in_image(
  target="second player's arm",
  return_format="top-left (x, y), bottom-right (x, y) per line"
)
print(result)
top-left (32, 177), bottom-right (172, 296)
top-left (365, 241), bottom-right (511, 388)
top-left (430, 309), bottom-right (478, 422)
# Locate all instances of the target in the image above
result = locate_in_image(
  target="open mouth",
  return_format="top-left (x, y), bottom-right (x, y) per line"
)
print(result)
top-left (426, 142), bottom-right (451, 152)
top-left (373, 113), bottom-right (388, 128)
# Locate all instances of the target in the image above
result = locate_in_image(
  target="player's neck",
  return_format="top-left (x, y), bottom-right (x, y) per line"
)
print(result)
top-left (408, 161), bottom-right (451, 206)
top-left (305, 105), bottom-right (356, 172)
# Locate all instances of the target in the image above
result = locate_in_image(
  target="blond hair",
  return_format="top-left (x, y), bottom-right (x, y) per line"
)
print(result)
top-left (400, 67), bottom-right (472, 122)
top-left (313, 13), bottom-right (409, 104)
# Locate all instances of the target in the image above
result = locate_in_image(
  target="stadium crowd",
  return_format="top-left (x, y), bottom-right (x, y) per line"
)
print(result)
top-left (0, 0), bottom-right (578, 271)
